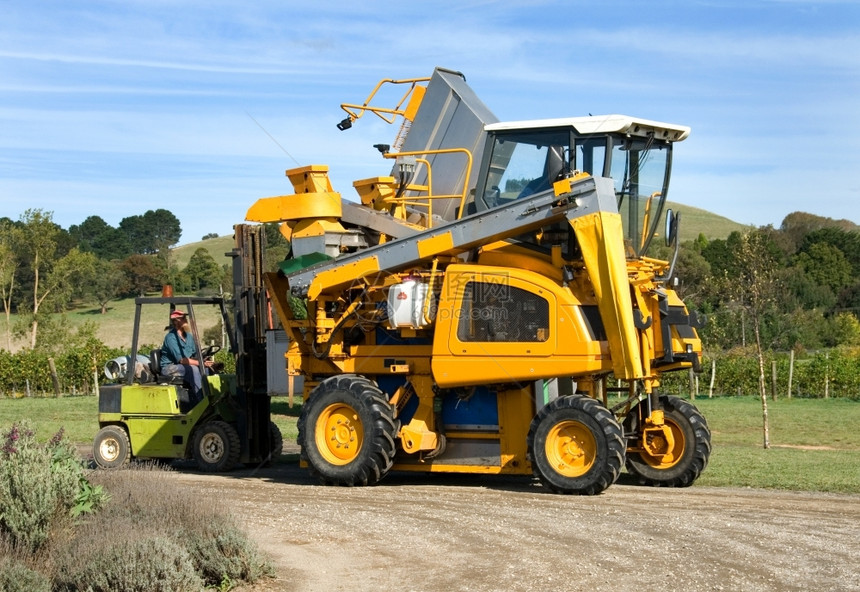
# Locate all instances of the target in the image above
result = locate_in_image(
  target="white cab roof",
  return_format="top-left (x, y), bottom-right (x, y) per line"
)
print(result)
top-left (485, 115), bottom-right (690, 142)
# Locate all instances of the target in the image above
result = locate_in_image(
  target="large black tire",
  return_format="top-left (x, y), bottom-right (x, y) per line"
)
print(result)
top-left (93, 425), bottom-right (131, 469)
top-left (192, 420), bottom-right (241, 472)
top-left (624, 395), bottom-right (711, 487)
top-left (297, 374), bottom-right (397, 486)
top-left (527, 396), bottom-right (625, 495)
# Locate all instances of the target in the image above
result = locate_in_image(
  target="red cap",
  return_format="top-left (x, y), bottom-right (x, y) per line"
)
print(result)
top-left (170, 310), bottom-right (186, 319)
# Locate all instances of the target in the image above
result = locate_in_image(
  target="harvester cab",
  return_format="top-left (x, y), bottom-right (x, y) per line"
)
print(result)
top-left (247, 67), bottom-right (710, 494)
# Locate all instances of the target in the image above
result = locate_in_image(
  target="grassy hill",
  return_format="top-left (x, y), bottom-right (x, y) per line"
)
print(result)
top-left (666, 200), bottom-right (750, 243)
top-left (65, 298), bottom-right (226, 350)
top-left (171, 234), bottom-right (236, 268)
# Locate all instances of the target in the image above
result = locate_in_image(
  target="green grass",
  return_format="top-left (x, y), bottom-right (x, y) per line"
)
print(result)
top-left (0, 395), bottom-right (299, 454)
top-left (666, 200), bottom-right (750, 242)
top-left (688, 397), bottom-right (860, 493)
top-left (4, 297), bottom-right (227, 352)
top-left (0, 395), bottom-right (98, 445)
top-left (171, 234), bottom-right (235, 269)
top-left (2, 394), bottom-right (857, 493)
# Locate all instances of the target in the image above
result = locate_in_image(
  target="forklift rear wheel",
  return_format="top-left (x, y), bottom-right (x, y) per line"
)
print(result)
top-left (264, 421), bottom-right (284, 466)
top-left (528, 396), bottom-right (625, 495)
top-left (192, 421), bottom-right (241, 472)
top-left (624, 395), bottom-right (711, 487)
top-left (93, 425), bottom-right (131, 469)
top-left (298, 374), bottom-right (397, 486)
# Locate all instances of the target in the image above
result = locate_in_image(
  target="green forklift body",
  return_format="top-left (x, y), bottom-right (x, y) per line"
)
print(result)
top-left (98, 374), bottom-right (237, 460)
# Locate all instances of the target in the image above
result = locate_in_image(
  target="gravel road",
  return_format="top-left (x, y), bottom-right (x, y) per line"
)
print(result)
top-left (173, 458), bottom-right (860, 592)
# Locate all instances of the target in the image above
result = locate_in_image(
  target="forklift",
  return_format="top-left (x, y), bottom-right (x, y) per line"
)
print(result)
top-left (93, 227), bottom-right (281, 471)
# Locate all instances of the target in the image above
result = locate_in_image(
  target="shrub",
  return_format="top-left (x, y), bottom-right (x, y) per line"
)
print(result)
top-left (62, 466), bottom-right (272, 588)
top-left (0, 334), bottom-right (125, 397)
top-left (0, 422), bottom-right (105, 551)
top-left (183, 515), bottom-right (274, 586)
top-left (52, 536), bottom-right (202, 592)
top-left (0, 555), bottom-right (51, 592)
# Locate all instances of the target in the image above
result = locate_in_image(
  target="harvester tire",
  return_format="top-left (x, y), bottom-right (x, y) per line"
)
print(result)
top-left (624, 395), bottom-right (711, 487)
top-left (192, 420), bottom-right (241, 472)
top-left (93, 425), bottom-right (131, 469)
top-left (527, 395), bottom-right (625, 495)
top-left (298, 374), bottom-right (397, 486)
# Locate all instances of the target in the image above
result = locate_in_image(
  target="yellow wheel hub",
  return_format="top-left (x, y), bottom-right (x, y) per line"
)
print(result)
top-left (316, 403), bottom-right (364, 465)
top-left (641, 419), bottom-right (685, 469)
top-left (545, 420), bottom-right (596, 477)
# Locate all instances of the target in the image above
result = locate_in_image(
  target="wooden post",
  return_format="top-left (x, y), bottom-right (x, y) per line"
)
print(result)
top-left (93, 354), bottom-right (99, 396)
top-left (708, 359), bottom-right (716, 398)
top-left (824, 352), bottom-right (830, 399)
top-left (48, 357), bottom-right (61, 397)
top-left (787, 350), bottom-right (794, 399)
top-left (771, 360), bottom-right (778, 401)
top-left (688, 368), bottom-right (696, 400)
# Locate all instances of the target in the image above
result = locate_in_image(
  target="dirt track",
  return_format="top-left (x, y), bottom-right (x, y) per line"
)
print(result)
top-left (173, 457), bottom-right (860, 592)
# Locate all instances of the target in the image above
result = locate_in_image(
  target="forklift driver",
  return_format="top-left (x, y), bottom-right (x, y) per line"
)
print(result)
top-left (160, 310), bottom-right (212, 405)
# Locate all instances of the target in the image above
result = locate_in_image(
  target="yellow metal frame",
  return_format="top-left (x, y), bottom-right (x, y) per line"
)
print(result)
top-left (380, 148), bottom-right (473, 227)
top-left (339, 76), bottom-right (430, 125)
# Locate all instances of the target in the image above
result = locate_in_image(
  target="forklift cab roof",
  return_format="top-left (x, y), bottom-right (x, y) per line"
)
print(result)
top-left (485, 115), bottom-right (690, 142)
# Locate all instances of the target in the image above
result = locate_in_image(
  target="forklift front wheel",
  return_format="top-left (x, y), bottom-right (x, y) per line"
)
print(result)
top-left (93, 425), bottom-right (131, 469)
top-left (192, 421), bottom-right (241, 472)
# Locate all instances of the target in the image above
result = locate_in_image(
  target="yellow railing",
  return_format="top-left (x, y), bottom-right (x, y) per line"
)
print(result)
top-left (379, 148), bottom-right (473, 228)
top-left (338, 76), bottom-right (430, 127)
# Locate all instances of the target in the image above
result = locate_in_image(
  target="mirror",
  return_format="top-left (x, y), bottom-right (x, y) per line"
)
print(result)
top-left (665, 209), bottom-right (680, 247)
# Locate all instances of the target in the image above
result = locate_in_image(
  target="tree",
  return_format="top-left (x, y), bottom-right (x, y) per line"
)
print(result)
top-left (45, 249), bottom-right (99, 312)
top-left (86, 260), bottom-right (128, 314)
top-left (263, 223), bottom-right (291, 271)
top-left (793, 242), bottom-right (853, 306)
top-left (16, 210), bottom-right (62, 348)
top-left (731, 231), bottom-right (782, 449)
top-left (184, 248), bottom-right (222, 292)
top-left (701, 231), bottom-right (743, 278)
top-left (0, 220), bottom-right (21, 350)
top-left (781, 211), bottom-right (859, 251)
top-left (145, 208), bottom-right (182, 258)
top-left (69, 215), bottom-right (132, 260)
top-left (119, 209), bottom-right (182, 257)
top-left (800, 228), bottom-right (860, 276)
top-left (119, 254), bottom-right (165, 297)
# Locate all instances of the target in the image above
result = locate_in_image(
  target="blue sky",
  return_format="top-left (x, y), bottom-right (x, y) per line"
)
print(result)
top-left (1, 0), bottom-right (858, 246)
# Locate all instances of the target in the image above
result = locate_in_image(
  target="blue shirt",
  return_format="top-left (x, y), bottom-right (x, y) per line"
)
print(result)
top-left (160, 328), bottom-right (198, 368)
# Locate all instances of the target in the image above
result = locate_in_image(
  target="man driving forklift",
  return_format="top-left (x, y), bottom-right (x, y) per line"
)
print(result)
top-left (160, 309), bottom-right (213, 405)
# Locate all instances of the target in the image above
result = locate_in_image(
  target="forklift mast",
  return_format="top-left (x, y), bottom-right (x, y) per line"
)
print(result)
top-left (231, 224), bottom-right (273, 463)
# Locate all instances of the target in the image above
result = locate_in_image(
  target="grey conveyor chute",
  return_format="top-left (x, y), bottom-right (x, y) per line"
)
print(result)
top-left (285, 174), bottom-right (617, 299)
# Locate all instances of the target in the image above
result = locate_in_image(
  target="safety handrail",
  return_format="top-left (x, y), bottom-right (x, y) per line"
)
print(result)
top-left (338, 77), bottom-right (431, 128)
top-left (381, 148), bottom-right (473, 228)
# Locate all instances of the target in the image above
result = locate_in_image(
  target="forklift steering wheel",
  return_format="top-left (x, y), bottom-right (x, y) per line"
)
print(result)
top-left (201, 345), bottom-right (221, 358)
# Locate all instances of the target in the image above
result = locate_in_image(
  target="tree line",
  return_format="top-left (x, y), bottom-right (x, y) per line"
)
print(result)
top-left (661, 210), bottom-right (860, 352)
top-left (1, 205), bottom-right (858, 361)
top-left (0, 209), bottom-right (229, 350)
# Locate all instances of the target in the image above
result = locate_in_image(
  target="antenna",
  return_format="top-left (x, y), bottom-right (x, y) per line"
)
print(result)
top-left (245, 111), bottom-right (300, 167)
